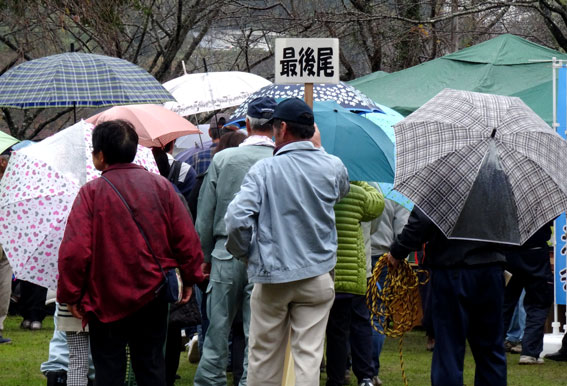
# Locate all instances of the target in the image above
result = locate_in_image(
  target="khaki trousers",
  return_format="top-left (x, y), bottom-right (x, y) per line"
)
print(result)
top-left (0, 247), bottom-right (13, 331)
top-left (247, 273), bottom-right (335, 386)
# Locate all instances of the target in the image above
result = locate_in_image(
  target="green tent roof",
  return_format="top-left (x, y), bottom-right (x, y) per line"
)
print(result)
top-left (349, 71), bottom-right (389, 88)
top-left (349, 34), bottom-right (567, 125)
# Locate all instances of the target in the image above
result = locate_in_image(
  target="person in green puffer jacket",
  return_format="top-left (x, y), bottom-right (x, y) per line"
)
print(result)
top-left (325, 181), bottom-right (384, 386)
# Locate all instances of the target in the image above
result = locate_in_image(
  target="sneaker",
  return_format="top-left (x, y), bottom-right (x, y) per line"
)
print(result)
top-left (545, 350), bottom-right (567, 362)
top-left (504, 340), bottom-right (522, 354)
top-left (518, 355), bottom-right (544, 365)
top-left (359, 378), bottom-right (373, 386)
top-left (187, 334), bottom-right (200, 364)
top-left (45, 370), bottom-right (67, 386)
top-left (30, 321), bottom-right (42, 330)
top-left (372, 375), bottom-right (383, 386)
top-left (510, 344), bottom-right (522, 354)
top-left (0, 335), bottom-right (11, 344)
top-left (20, 320), bottom-right (31, 329)
top-left (343, 370), bottom-right (351, 385)
top-left (426, 337), bottom-right (435, 352)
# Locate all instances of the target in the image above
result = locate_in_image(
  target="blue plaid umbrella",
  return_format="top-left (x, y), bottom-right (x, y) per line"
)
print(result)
top-left (228, 82), bottom-right (382, 126)
top-left (0, 53), bottom-right (174, 109)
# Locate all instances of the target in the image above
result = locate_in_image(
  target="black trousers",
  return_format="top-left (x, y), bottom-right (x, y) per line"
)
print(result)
top-left (230, 313), bottom-right (245, 386)
top-left (89, 298), bottom-right (169, 386)
top-left (165, 324), bottom-right (182, 386)
top-left (325, 295), bottom-right (374, 386)
top-left (19, 280), bottom-right (47, 322)
top-left (503, 248), bottom-right (554, 358)
top-left (430, 265), bottom-right (506, 386)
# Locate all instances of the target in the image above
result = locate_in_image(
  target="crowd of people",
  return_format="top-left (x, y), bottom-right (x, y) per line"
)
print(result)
top-left (0, 95), bottom-right (565, 386)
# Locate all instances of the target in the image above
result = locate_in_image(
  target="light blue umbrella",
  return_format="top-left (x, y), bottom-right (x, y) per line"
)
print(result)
top-left (11, 140), bottom-right (34, 151)
top-left (378, 182), bottom-right (414, 212)
top-left (360, 103), bottom-right (405, 144)
top-left (313, 101), bottom-right (394, 183)
top-left (361, 103), bottom-right (414, 209)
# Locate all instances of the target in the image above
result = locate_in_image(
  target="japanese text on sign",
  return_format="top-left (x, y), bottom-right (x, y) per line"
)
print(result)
top-left (275, 38), bottom-right (339, 84)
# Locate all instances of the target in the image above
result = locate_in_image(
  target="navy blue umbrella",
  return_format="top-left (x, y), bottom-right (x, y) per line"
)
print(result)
top-left (228, 82), bottom-right (382, 126)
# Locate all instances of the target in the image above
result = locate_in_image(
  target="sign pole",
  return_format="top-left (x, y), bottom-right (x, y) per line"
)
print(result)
top-left (275, 37), bottom-right (339, 386)
top-left (305, 83), bottom-right (314, 108)
top-left (281, 337), bottom-right (295, 385)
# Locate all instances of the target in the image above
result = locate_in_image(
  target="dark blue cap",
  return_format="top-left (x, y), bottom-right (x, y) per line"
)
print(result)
top-left (271, 98), bottom-right (314, 125)
top-left (247, 96), bottom-right (277, 119)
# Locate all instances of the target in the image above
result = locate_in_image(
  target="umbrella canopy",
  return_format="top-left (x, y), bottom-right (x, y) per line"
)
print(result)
top-left (394, 88), bottom-right (567, 245)
top-left (377, 183), bottom-right (414, 212)
top-left (350, 34), bottom-right (567, 126)
top-left (361, 104), bottom-right (414, 210)
top-left (163, 71), bottom-right (272, 116)
top-left (11, 140), bottom-right (34, 151)
top-left (361, 102), bottom-right (406, 144)
top-left (86, 104), bottom-right (201, 148)
top-left (313, 101), bottom-right (395, 182)
top-left (0, 131), bottom-right (18, 154)
top-left (228, 82), bottom-right (382, 126)
top-left (0, 52), bottom-right (174, 109)
top-left (0, 120), bottom-right (159, 290)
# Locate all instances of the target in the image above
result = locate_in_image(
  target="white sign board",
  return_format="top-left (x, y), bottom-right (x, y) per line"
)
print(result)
top-left (274, 38), bottom-right (339, 84)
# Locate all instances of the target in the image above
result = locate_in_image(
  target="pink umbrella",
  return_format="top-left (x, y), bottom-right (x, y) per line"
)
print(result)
top-left (86, 104), bottom-right (201, 148)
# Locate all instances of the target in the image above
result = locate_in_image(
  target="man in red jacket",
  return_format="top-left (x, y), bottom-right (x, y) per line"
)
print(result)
top-left (57, 120), bottom-right (205, 386)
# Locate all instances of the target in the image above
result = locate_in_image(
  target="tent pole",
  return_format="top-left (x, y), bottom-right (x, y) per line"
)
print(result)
top-left (552, 57), bottom-right (559, 334)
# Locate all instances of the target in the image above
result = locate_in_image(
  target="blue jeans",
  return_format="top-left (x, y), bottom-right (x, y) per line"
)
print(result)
top-left (40, 305), bottom-right (95, 380)
top-left (503, 248), bottom-right (553, 358)
top-left (370, 255), bottom-right (386, 377)
top-left (505, 290), bottom-right (526, 343)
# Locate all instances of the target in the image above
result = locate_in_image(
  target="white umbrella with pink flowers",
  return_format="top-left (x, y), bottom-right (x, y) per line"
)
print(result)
top-left (0, 120), bottom-right (159, 290)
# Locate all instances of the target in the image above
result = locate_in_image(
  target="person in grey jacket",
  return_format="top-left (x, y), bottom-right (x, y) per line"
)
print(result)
top-left (225, 98), bottom-right (349, 386)
top-left (193, 96), bottom-right (277, 386)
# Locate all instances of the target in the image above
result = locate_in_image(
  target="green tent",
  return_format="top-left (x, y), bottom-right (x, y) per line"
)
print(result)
top-left (349, 71), bottom-right (389, 88)
top-left (350, 34), bottom-right (567, 125)
top-left (0, 131), bottom-right (18, 154)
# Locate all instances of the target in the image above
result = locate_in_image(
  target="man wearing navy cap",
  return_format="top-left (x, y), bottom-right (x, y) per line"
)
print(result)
top-left (194, 96), bottom-right (278, 386)
top-left (225, 98), bottom-right (350, 386)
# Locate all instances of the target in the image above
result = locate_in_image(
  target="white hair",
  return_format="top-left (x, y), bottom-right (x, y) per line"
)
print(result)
top-left (246, 115), bottom-right (271, 131)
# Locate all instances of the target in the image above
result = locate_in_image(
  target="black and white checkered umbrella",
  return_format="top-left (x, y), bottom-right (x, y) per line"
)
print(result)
top-left (393, 88), bottom-right (567, 245)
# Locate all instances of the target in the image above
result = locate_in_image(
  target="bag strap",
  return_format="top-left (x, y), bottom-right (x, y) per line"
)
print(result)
top-left (167, 160), bottom-right (182, 186)
top-left (101, 175), bottom-right (167, 281)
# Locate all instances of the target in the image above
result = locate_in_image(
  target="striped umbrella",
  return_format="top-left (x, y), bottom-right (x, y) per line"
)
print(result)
top-left (0, 53), bottom-right (174, 109)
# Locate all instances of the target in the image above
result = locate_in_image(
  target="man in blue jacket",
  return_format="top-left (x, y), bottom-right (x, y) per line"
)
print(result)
top-left (225, 98), bottom-right (349, 386)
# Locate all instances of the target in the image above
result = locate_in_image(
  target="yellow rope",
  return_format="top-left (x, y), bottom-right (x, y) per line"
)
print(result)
top-left (366, 254), bottom-right (429, 386)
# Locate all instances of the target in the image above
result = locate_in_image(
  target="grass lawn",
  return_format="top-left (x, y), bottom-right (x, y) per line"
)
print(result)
top-left (0, 315), bottom-right (566, 385)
